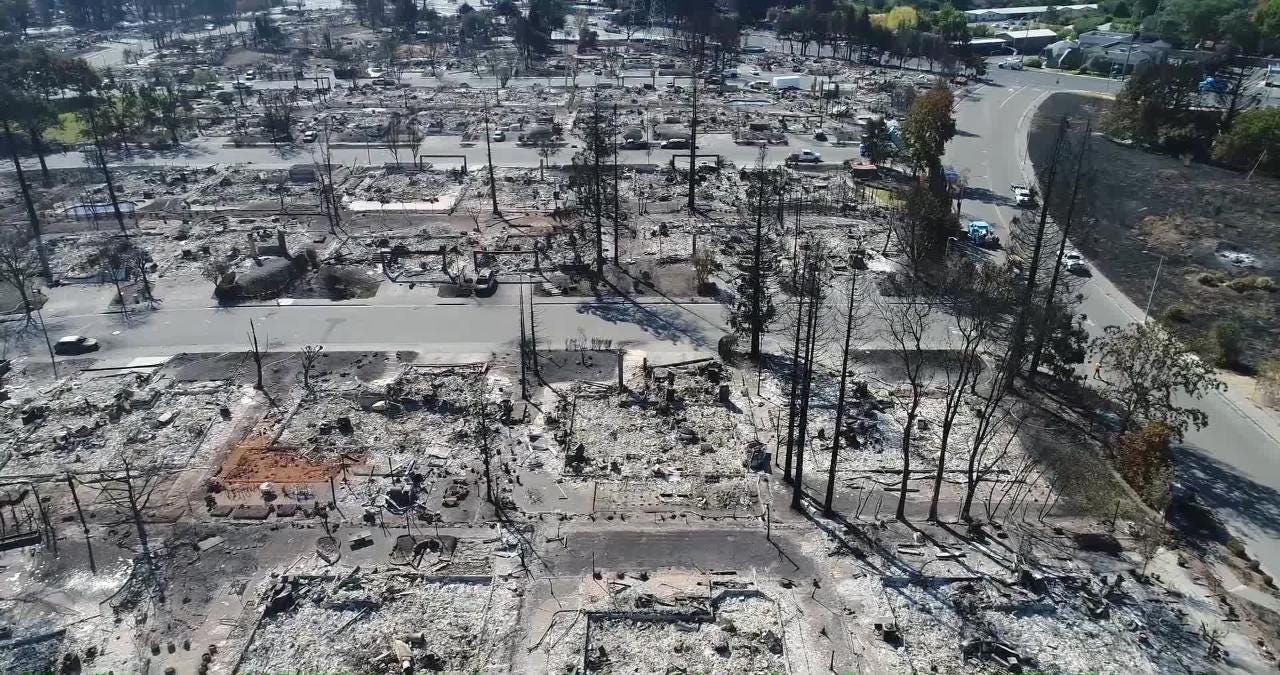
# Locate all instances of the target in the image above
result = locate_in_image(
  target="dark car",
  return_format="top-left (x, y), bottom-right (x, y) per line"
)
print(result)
top-left (619, 139), bottom-right (650, 150)
top-left (54, 335), bottom-right (100, 355)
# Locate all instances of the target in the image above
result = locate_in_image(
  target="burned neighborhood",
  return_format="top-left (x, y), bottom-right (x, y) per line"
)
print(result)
top-left (2, 0), bottom-right (1280, 673)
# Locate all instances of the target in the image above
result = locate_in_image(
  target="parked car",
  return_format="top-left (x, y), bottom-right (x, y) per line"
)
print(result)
top-left (302, 129), bottom-right (318, 142)
top-left (660, 138), bottom-right (691, 149)
top-left (787, 149), bottom-right (822, 164)
top-left (233, 81), bottom-right (253, 90)
top-left (997, 59), bottom-right (1024, 70)
top-left (1064, 252), bottom-right (1090, 275)
top-left (619, 139), bottom-right (650, 150)
top-left (54, 336), bottom-right (99, 355)
top-left (1011, 184), bottom-right (1036, 206)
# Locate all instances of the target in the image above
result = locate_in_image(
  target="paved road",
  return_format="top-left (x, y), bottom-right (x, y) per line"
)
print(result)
top-left (30, 130), bottom-right (863, 172)
top-left (947, 66), bottom-right (1280, 582)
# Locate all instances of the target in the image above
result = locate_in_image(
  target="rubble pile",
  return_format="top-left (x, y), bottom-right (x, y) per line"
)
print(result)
top-left (341, 169), bottom-right (460, 205)
top-left (551, 359), bottom-right (756, 480)
top-left (3, 373), bottom-right (232, 473)
top-left (241, 574), bottom-right (519, 674)
top-left (588, 594), bottom-right (786, 674)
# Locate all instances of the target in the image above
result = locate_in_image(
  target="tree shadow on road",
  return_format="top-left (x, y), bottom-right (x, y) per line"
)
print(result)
top-left (574, 299), bottom-right (717, 349)
top-left (960, 186), bottom-right (1012, 207)
top-left (1175, 444), bottom-right (1280, 541)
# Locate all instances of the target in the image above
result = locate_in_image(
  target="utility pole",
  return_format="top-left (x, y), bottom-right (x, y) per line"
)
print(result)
top-left (35, 307), bottom-right (57, 377)
top-left (749, 166), bottom-right (766, 360)
top-left (518, 280), bottom-right (528, 400)
top-left (483, 90), bottom-right (499, 215)
top-left (612, 103), bottom-right (620, 264)
top-left (687, 56), bottom-right (700, 213)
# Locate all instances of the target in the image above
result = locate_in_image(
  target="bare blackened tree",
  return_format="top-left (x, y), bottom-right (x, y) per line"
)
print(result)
top-left (1028, 117), bottom-right (1094, 384)
top-left (311, 119), bottom-right (343, 236)
top-left (248, 320), bottom-right (267, 391)
top-left (1, 118), bottom-right (52, 280)
top-left (300, 344), bottom-right (324, 392)
top-left (0, 232), bottom-right (40, 324)
top-left (824, 253), bottom-right (870, 516)
top-left (878, 275), bottom-right (938, 520)
top-left (1006, 117), bottom-right (1070, 380)
top-left (569, 92), bottom-right (617, 279)
top-left (730, 151), bottom-right (781, 361)
top-left (928, 261), bottom-right (1007, 521)
top-left (791, 243), bottom-right (826, 511)
top-left (98, 455), bottom-right (169, 602)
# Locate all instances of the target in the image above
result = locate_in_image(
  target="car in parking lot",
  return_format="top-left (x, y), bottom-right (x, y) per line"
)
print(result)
top-left (660, 138), bottom-right (691, 149)
top-left (53, 336), bottom-right (99, 355)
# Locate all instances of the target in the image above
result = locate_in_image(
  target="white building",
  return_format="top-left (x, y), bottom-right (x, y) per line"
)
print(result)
top-left (965, 4), bottom-right (1098, 23)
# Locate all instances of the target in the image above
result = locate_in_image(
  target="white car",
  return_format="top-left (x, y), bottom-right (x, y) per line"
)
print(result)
top-left (998, 59), bottom-right (1024, 70)
top-left (788, 149), bottom-right (822, 164)
top-left (1011, 184), bottom-right (1036, 206)
top-left (1064, 252), bottom-right (1090, 275)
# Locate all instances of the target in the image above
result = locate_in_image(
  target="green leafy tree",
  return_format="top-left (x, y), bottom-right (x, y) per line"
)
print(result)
top-left (1104, 62), bottom-right (1212, 155)
top-left (1258, 0), bottom-right (1280, 40)
top-left (1217, 7), bottom-right (1260, 52)
top-left (1091, 322), bottom-right (1225, 436)
top-left (860, 117), bottom-right (894, 165)
top-left (902, 86), bottom-right (956, 194)
top-left (933, 4), bottom-right (970, 43)
top-left (1212, 107), bottom-right (1280, 176)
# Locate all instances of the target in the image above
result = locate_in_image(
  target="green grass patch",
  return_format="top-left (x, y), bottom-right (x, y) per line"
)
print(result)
top-left (46, 112), bottom-right (86, 145)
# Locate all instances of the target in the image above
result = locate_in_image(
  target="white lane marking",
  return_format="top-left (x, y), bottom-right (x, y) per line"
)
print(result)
top-left (999, 85), bottom-right (1028, 108)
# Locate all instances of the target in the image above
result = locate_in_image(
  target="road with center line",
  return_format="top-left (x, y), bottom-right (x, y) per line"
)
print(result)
top-left (947, 66), bottom-right (1280, 598)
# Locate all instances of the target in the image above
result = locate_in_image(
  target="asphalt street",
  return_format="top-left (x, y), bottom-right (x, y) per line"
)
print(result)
top-left (947, 66), bottom-right (1280, 583)
top-left (20, 43), bottom-right (1280, 583)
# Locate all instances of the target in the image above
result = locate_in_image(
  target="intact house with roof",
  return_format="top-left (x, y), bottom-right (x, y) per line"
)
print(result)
top-left (1041, 30), bottom-right (1171, 72)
